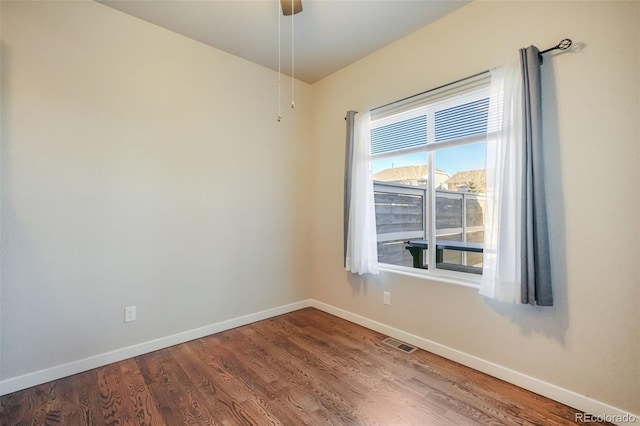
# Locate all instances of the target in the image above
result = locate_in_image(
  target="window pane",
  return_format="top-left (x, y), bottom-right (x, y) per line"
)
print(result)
top-left (373, 152), bottom-right (427, 267)
top-left (434, 143), bottom-right (486, 274)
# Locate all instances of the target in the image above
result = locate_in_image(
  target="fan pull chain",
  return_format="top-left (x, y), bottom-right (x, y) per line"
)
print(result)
top-left (277, 0), bottom-right (282, 122)
top-left (291, 0), bottom-right (295, 109)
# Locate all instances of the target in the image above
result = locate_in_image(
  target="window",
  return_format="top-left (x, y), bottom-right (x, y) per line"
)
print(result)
top-left (370, 75), bottom-right (490, 277)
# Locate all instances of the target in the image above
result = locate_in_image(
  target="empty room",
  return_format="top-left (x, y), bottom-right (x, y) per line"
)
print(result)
top-left (1, 0), bottom-right (638, 424)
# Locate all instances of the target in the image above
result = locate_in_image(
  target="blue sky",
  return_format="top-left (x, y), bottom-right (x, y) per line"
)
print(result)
top-left (372, 142), bottom-right (486, 177)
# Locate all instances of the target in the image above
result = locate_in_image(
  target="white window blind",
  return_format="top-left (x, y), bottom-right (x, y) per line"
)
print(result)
top-left (371, 115), bottom-right (426, 155)
top-left (370, 71), bottom-right (491, 152)
top-left (435, 97), bottom-right (489, 143)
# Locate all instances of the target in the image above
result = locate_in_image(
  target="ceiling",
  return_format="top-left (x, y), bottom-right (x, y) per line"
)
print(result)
top-left (98, 0), bottom-right (470, 84)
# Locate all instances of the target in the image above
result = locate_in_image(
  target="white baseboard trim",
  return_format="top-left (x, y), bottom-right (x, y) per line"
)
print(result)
top-left (310, 300), bottom-right (639, 425)
top-left (0, 299), bottom-right (313, 396)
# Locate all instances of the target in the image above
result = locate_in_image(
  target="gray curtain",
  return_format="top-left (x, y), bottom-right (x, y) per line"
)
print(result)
top-left (344, 111), bottom-right (357, 266)
top-left (520, 47), bottom-right (553, 306)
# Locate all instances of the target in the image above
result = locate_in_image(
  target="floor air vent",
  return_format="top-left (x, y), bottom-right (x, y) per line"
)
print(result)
top-left (382, 337), bottom-right (417, 354)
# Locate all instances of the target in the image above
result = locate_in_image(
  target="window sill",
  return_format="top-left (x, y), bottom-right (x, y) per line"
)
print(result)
top-left (378, 264), bottom-right (481, 289)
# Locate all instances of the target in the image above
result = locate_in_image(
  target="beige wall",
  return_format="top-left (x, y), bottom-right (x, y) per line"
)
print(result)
top-left (1, 1), bottom-right (312, 380)
top-left (310, 1), bottom-right (640, 414)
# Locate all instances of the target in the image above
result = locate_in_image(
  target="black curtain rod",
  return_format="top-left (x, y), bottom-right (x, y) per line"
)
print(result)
top-left (371, 69), bottom-right (490, 112)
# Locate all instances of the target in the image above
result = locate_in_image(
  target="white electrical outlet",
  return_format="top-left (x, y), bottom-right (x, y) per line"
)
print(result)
top-left (124, 305), bottom-right (136, 323)
top-left (383, 292), bottom-right (391, 305)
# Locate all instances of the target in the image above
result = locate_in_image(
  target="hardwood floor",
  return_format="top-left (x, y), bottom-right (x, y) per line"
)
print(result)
top-left (0, 308), bottom-right (610, 425)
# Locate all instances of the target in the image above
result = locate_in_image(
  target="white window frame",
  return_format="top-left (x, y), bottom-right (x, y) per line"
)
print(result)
top-left (371, 84), bottom-right (493, 286)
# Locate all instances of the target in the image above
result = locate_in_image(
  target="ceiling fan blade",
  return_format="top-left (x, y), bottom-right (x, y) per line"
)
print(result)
top-left (280, 0), bottom-right (303, 16)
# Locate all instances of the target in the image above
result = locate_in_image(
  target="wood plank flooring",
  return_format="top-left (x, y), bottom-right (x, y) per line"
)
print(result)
top-left (0, 308), bottom-right (610, 425)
